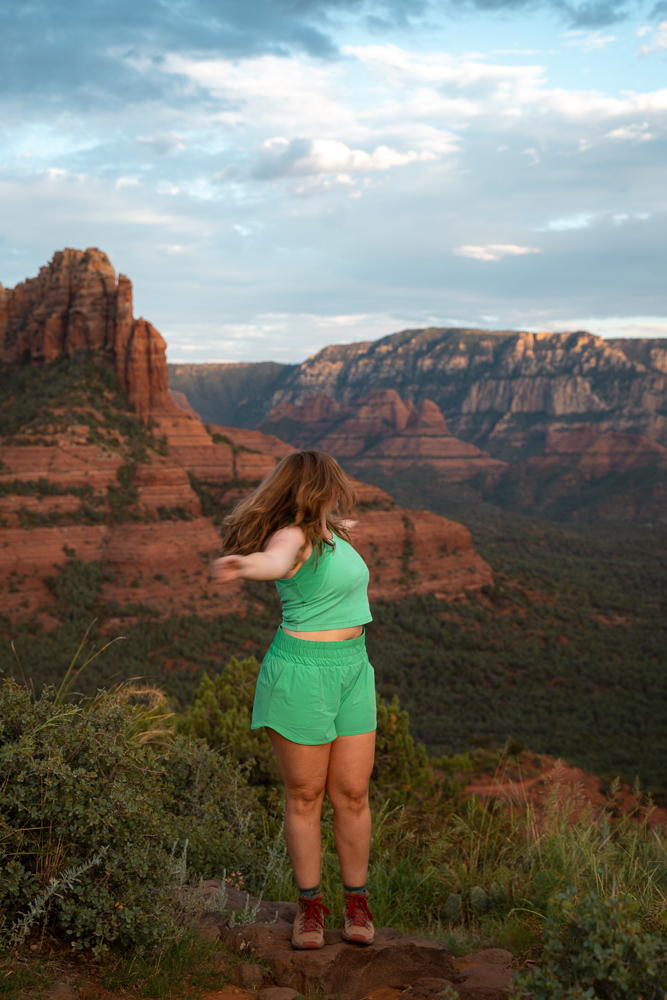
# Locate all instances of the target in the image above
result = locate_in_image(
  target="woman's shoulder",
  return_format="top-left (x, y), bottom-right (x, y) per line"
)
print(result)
top-left (265, 523), bottom-right (307, 548)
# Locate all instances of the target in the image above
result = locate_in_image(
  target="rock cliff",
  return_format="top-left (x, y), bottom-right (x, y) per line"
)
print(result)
top-left (489, 426), bottom-right (667, 523)
top-left (263, 389), bottom-right (507, 482)
top-left (171, 327), bottom-right (667, 458)
top-left (172, 326), bottom-right (667, 524)
top-left (0, 248), bottom-right (173, 418)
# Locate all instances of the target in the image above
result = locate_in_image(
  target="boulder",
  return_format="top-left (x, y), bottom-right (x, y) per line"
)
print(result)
top-left (230, 963), bottom-right (265, 989)
top-left (221, 922), bottom-right (455, 1000)
top-left (455, 948), bottom-right (515, 999)
top-left (399, 976), bottom-right (456, 999)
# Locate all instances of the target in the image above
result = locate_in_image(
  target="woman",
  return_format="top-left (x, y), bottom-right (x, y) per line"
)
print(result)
top-left (212, 450), bottom-right (376, 951)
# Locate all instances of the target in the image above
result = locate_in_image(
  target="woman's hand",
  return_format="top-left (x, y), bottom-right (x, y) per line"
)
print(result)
top-left (211, 554), bottom-right (246, 584)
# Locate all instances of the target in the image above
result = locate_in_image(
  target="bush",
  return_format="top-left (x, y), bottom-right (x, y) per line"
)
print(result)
top-left (0, 677), bottom-right (256, 957)
top-left (177, 657), bottom-right (280, 789)
top-left (373, 693), bottom-right (435, 805)
top-left (509, 888), bottom-right (667, 999)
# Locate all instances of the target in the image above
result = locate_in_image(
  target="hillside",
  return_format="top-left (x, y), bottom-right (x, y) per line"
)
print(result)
top-left (169, 327), bottom-right (667, 454)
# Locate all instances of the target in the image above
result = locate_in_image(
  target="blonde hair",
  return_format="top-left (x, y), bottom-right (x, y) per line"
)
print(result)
top-left (222, 450), bottom-right (356, 558)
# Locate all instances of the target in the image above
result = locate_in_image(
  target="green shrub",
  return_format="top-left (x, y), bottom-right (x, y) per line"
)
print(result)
top-left (44, 551), bottom-right (104, 620)
top-left (509, 889), bottom-right (667, 999)
top-left (373, 693), bottom-right (434, 805)
top-left (177, 658), bottom-right (280, 789)
top-left (0, 677), bottom-right (256, 957)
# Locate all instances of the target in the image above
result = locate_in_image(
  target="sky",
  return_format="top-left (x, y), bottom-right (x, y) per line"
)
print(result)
top-left (1, 0), bottom-right (666, 363)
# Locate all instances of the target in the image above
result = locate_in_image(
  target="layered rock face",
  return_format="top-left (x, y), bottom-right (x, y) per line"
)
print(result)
top-left (0, 248), bottom-right (173, 418)
top-left (490, 425), bottom-right (667, 523)
top-left (263, 389), bottom-right (506, 481)
top-left (172, 326), bottom-right (667, 523)
top-left (267, 329), bottom-right (667, 453)
top-left (171, 327), bottom-right (667, 456)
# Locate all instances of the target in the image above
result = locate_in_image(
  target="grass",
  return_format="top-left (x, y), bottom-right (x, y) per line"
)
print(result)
top-left (98, 933), bottom-right (230, 998)
top-left (245, 754), bottom-right (667, 958)
top-left (0, 934), bottom-right (237, 1000)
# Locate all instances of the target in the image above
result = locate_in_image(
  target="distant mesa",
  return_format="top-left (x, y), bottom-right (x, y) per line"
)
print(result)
top-left (169, 323), bottom-right (667, 525)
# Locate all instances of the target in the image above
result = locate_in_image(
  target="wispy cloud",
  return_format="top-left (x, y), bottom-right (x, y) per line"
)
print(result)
top-left (638, 20), bottom-right (667, 53)
top-left (562, 29), bottom-right (617, 50)
top-left (453, 244), bottom-right (542, 261)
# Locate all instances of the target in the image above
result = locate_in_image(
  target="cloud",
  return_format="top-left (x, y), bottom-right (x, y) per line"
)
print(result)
top-left (638, 20), bottom-right (667, 53)
top-left (248, 136), bottom-right (437, 180)
top-left (453, 243), bottom-right (542, 261)
top-left (136, 132), bottom-right (186, 155)
top-left (445, 0), bottom-right (643, 28)
top-left (1, 4), bottom-right (666, 363)
top-left (562, 28), bottom-right (616, 49)
top-left (606, 122), bottom-right (655, 141)
top-left (539, 213), bottom-right (596, 231)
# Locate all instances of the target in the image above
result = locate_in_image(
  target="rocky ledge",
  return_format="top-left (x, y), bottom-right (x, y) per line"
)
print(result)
top-left (197, 884), bottom-right (515, 1000)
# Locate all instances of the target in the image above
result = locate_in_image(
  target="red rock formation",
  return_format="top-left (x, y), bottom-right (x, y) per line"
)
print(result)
top-left (355, 509), bottom-right (493, 600)
top-left (540, 425), bottom-right (666, 474)
top-left (466, 754), bottom-right (667, 829)
top-left (351, 396), bottom-right (507, 480)
top-left (133, 455), bottom-right (202, 515)
top-left (170, 389), bottom-right (201, 418)
top-left (210, 424), bottom-right (295, 460)
top-left (0, 442), bottom-right (123, 491)
top-left (0, 248), bottom-right (173, 417)
top-left (489, 424), bottom-right (667, 523)
top-left (264, 389), bottom-right (506, 481)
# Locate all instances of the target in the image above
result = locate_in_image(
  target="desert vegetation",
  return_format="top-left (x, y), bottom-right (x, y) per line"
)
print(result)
top-left (1, 643), bottom-right (666, 997)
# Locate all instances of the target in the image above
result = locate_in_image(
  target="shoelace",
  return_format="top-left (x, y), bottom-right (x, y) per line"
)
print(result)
top-left (299, 897), bottom-right (331, 932)
top-left (345, 893), bottom-right (374, 926)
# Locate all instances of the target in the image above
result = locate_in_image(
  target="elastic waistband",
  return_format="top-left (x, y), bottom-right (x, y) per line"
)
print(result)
top-left (270, 627), bottom-right (366, 662)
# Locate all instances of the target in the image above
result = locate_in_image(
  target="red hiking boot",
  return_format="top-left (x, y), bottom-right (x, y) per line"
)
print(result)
top-left (291, 894), bottom-right (331, 950)
top-left (342, 890), bottom-right (375, 945)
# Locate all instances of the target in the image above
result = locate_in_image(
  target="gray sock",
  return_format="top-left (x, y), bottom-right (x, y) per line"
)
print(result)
top-left (298, 884), bottom-right (321, 899)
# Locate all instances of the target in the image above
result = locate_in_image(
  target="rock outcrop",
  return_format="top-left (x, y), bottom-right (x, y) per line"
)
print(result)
top-left (488, 425), bottom-right (667, 523)
top-left (263, 390), bottom-right (506, 481)
top-left (196, 884), bottom-right (515, 1000)
top-left (0, 249), bottom-right (173, 418)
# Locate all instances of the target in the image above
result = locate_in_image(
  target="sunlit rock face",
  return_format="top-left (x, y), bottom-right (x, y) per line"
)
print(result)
top-left (265, 328), bottom-right (667, 456)
top-left (0, 248), bottom-right (173, 419)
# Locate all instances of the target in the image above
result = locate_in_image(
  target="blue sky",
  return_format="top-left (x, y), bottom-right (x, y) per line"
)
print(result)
top-left (1, 0), bottom-right (666, 362)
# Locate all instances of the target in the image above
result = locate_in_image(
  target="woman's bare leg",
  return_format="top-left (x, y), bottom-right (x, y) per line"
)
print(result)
top-left (326, 731), bottom-right (376, 886)
top-left (267, 728), bottom-right (332, 888)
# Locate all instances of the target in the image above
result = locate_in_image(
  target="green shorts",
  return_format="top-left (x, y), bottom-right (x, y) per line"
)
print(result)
top-left (251, 628), bottom-right (377, 745)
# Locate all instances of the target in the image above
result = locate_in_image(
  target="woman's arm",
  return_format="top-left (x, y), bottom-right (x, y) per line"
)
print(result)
top-left (211, 526), bottom-right (306, 584)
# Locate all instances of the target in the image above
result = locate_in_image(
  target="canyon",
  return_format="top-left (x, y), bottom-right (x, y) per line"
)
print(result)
top-left (170, 328), bottom-right (667, 523)
top-left (0, 249), bottom-right (492, 625)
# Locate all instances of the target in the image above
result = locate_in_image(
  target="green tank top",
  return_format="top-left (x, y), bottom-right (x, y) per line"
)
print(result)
top-left (275, 534), bottom-right (372, 631)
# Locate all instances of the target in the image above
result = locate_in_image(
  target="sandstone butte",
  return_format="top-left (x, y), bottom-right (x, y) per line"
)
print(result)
top-left (0, 248), bottom-right (492, 624)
